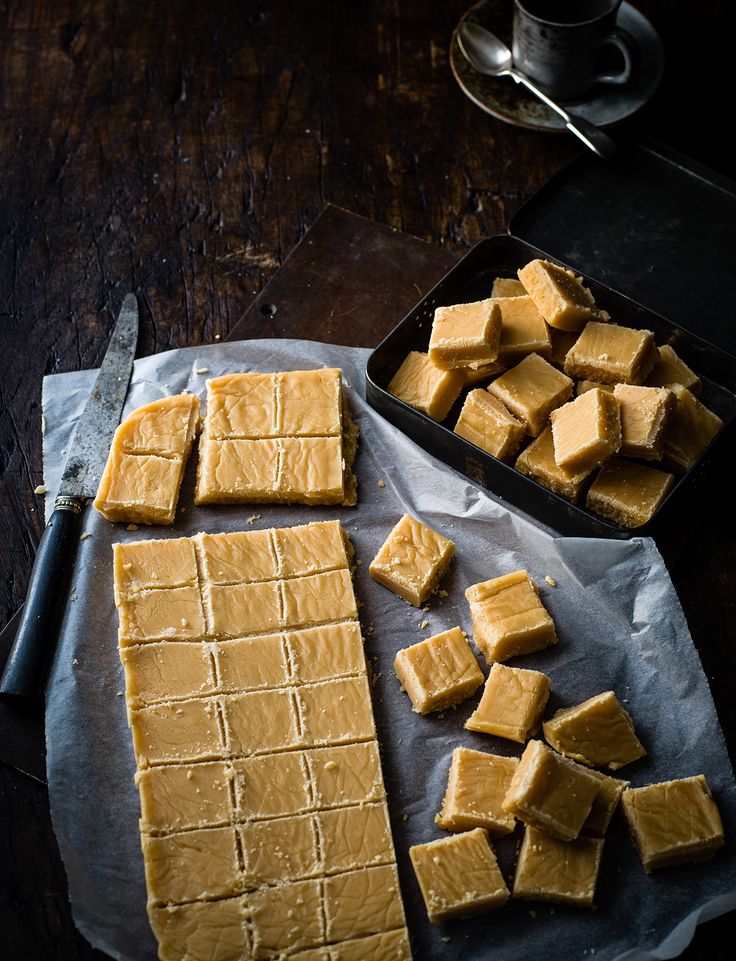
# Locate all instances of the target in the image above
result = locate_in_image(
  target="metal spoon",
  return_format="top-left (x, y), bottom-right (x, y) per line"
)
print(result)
top-left (458, 21), bottom-right (617, 160)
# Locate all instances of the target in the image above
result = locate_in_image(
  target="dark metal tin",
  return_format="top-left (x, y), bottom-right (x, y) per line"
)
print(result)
top-left (365, 234), bottom-right (736, 540)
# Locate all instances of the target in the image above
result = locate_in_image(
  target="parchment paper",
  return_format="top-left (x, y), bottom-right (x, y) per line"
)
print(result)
top-left (42, 339), bottom-right (736, 961)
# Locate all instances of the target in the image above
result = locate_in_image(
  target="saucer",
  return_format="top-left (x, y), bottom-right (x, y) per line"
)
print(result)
top-left (451, 0), bottom-right (664, 131)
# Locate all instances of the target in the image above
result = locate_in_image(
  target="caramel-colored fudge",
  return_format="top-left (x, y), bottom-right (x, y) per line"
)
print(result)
top-left (465, 662), bottom-right (550, 743)
top-left (495, 296), bottom-right (552, 362)
top-left (543, 690), bottom-right (646, 770)
top-left (621, 775), bottom-right (725, 872)
top-left (387, 351), bottom-right (463, 421)
top-left (232, 752), bottom-right (311, 820)
top-left (646, 343), bottom-right (702, 395)
top-left (113, 537), bottom-right (199, 596)
top-left (435, 747), bottom-right (518, 835)
top-left (502, 740), bottom-right (601, 841)
top-left (513, 826), bottom-right (604, 907)
top-left (586, 458), bottom-right (674, 528)
top-left (465, 570), bottom-right (557, 664)
top-left (297, 676), bottom-right (377, 746)
top-left (577, 379), bottom-right (615, 395)
top-left (429, 299), bottom-right (502, 369)
top-left (410, 828), bottom-right (509, 923)
top-left (142, 825), bottom-right (242, 903)
top-left (369, 514), bottom-right (455, 607)
top-left (287, 622), bottom-right (367, 683)
top-left (249, 879), bottom-right (324, 957)
top-left (492, 277), bottom-right (525, 298)
top-left (149, 898), bottom-right (248, 961)
top-left (662, 384), bottom-right (723, 473)
top-left (582, 770), bottom-right (629, 837)
top-left (130, 697), bottom-right (225, 767)
top-left (137, 761), bottom-right (233, 833)
top-left (518, 259), bottom-right (608, 332)
top-left (613, 384), bottom-right (675, 460)
top-left (329, 930), bottom-right (412, 961)
top-left (275, 518), bottom-right (351, 577)
top-left (454, 389), bottom-right (526, 462)
top-left (394, 627), bottom-right (483, 714)
top-left (121, 642), bottom-right (216, 707)
top-left (323, 864), bottom-right (406, 942)
top-left (550, 387), bottom-right (621, 473)
top-left (488, 353), bottom-right (573, 436)
top-left (459, 359), bottom-right (506, 385)
top-left (564, 321), bottom-right (657, 385)
top-left (94, 394), bottom-right (200, 525)
top-left (307, 742), bottom-right (386, 809)
top-left (515, 427), bottom-right (592, 503)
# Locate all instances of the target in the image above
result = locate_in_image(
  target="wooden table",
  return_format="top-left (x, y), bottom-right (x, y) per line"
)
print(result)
top-left (1, 2), bottom-right (735, 957)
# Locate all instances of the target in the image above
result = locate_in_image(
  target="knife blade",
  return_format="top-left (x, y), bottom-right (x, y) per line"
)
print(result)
top-left (0, 294), bottom-right (139, 703)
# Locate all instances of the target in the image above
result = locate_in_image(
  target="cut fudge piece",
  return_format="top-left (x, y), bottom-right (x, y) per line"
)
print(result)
top-left (621, 775), bottom-right (725, 872)
top-left (613, 384), bottom-right (675, 460)
top-left (394, 627), bottom-right (484, 714)
top-left (662, 384), bottom-right (723, 473)
top-left (207, 580), bottom-right (282, 637)
top-left (465, 662), bottom-right (550, 742)
top-left (113, 537), bottom-right (198, 596)
top-left (492, 276), bottom-right (525, 298)
top-left (543, 690), bottom-right (646, 770)
top-left (513, 826), bottom-right (604, 907)
top-left (195, 437), bottom-right (281, 503)
top-left (307, 742), bottom-right (385, 808)
top-left (130, 698), bottom-right (225, 767)
top-left (287, 622), bottom-right (366, 683)
top-left (142, 825), bottom-right (242, 904)
top-left (278, 368), bottom-right (343, 436)
top-left (274, 519), bottom-right (351, 578)
top-left (329, 929), bottom-right (412, 961)
top-left (495, 296), bottom-right (552, 362)
top-left (278, 436), bottom-right (346, 504)
top-left (518, 259), bottom-right (608, 332)
top-left (232, 752), bottom-right (312, 820)
top-left (586, 458), bottom-right (674, 528)
top-left (197, 528), bottom-right (279, 585)
top-left (502, 740), bottom-right (601, 841)
top-left (646, 343), bottom-right (702, 395)
top-left (454, 389), bottom-right (526, 462)
top-left (387, 351), bottom-right (463, 421)
top-left (369, 514), bottom-right (455, 607)
top-left (324, 864), bottom-right (406, 943)
top-left (428, 299), bottom-right (502, 369)
top-left (205, 372), bottom-right (278, 439)
top-left (249, 879), bottom-right (325, 959)
top-left (222, 688), bottom-right (302, 756)
top-left (564, 321), bottom-right (657, 385)
top-left (317, 803), bottom-right (394, 874)
top-left (117, 585), bottom-right (207, 644)
top-left (465, 570), bottom-right (557, 664)
top-left (137, 760), bottom-right (233, 833)
top-left (149, 898), bottom-right (248, 961)
top-left (280, 569), bottom-right (358, 629)
top-left (120, 641), bottom-right (216, 707)
top-left (297, 676), bottom-right (377, 746)
top-left (550, 387), bottom-right (621, 473)
top-left (94, 394), bottom-right (200, 525)
top-left (214, 634), bottom-right (290, 692)
top-left (515, 427), bottom-right (592, 503)
top-left (582, 770), bottom-right (630, 837)
top-left (409, 828), bottom-right (509, 923)
top-left (240, 813), bottom-right (321, 886)
top-left (435, 747), bottom-right (518, 835)
top-left (488, 353), bottom-right (573, 436)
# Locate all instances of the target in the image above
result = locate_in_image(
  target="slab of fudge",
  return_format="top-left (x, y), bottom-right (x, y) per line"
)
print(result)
top-left (613, 384), bottom-right (675, 460)
top-left (543, 690), bottom-right (646, 770)
top-left (394, 627), bottom-right (483, 714)
top-left (586, 458), bottom-right (674, 528)
top-left (492, 276), bottom-right (526, 298)
top-left (513, 826), bottom-right (604, 907)
top-left (454, 389), bottom-right (526, 461)
top-left (564, 321), bottom-right (657, 385)
top-left (621, 774), bottom-right (725, 872)
top-left (435, 747), bottom-right (518, 835)
top-left (465, 569), bottom-right (557, 663)
top-left (369, 513), bottom-right (455, 606)
top-left (646, 343), bottom-right (702, 395)
top-left (518, 259), bottom-right (608, 332)
top-left (488, 353), bottom-right (573, 436)
top-left (428, 299), bottom-right (502, 369)
top-left (495, 296), bottom-right (552, 362)
top-left (465, 662), bottom-right (551, 742)
top-left (515, 427), bottom-right (593, 503)
top-left (387, 350), bottom-right (463, 421)
top-left (550, 387), bottom-right (621, 473)
top-left (662, 384), bottom-right (723, 473)
top-left (94, 394), bottom-right (200, 525)
top-left (409, 828), bottom-right (509, 923)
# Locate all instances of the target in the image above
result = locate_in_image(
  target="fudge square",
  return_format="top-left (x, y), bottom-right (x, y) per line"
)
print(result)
top-left (435, 747), bottom-right (518, 835)
top-left (387, 350), bottom-right (463, 421)
top-left (515, 427), bottom-right (592, 504)
top-left (518, 259), bottom-right (608, 332)
top-left (586, 458), bottom-right (674, 528)
top-left (621, 774), bottom-right (725, 872)
top-left (454, 389), bottom-right (526, 462)
top-left (662, 384), bottom-right (723, 473)
top-left (502, 740), bottom-right (601, 841)
top-left (465, 570), bottom-right (557, 663)
top-left (369, 514), bottom-right (455, 607)
top-left (409, 828), bottom-right (509, 923)
top-left (613, 384), bottom-right (675, 460)
top-left (495, 296), bottom-right (552, 362)
top-left (564, 321), bottom-right (657, 385)
top-left (543, 690), bottom-right (647, 771)
top-left (465, 662), bottom-right (551, 743)
top-left (550, 387), bottom-right (621, 474)
top-left (394, 627), bottom-right (483, 714)
top-left (488, 353), bottom-right (573, 436)
top-left (428, 299), bottom-right (502, 370)
top-left (513, 826), bottom-right (604, 907)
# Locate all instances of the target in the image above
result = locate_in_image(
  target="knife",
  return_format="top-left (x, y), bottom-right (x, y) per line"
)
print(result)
top-left (0, 294), bottom-right (139, 704)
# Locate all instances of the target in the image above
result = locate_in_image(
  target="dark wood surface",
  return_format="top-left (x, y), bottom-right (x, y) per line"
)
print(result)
top-left (2, 2), bottom-right (736, 959)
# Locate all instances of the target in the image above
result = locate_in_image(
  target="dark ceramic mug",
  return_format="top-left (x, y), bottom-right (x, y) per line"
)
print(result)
top-left (512, 0), bottom-right (634, 102)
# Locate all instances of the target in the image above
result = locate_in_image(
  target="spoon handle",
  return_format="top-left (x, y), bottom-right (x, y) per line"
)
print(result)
top-left (510, 70), bottom-right (617, 160)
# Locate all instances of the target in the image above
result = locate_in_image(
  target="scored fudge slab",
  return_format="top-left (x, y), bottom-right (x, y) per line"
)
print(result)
top-left (550, 387), bottom-right (621, 473)
top-left (492, 276), bottom-right (526, 298)
top-left (543, 690), bottom-right (646, 770)
top-left (613, 384), bottom-right (675, 460)
top-left (409, 828), bottom-right (509, 923)
top-left (515, 427), bottom-right (592, 504)
top-left (387, 350), bottom-right (463, 421)
top-left (369, 514), bottom-right (455, 607)
top-left (662, 384), bottom-right (723, 473)
top-left (435, 747), bottom-right (518, 835)
top-left (502, 740), bottom-right (601, 841)
top-left (513, 826), bottom-right (604, 908)
top-left (495, 296), bottom-right (552, 362)
top-left (428, 299), bottom-right (502, 369)
top-left (394, 627), bottom-right (484, 714)
top-left (646, 343), bottom-right (702, 395)
top-left (518, 259), bottom-right (608, 332)
top-left (582, 770), bottom-right (630, 837)
top-left (564, 321), bottom-right (657, 385)
top-left (94, 394), bottom-right (200, 526)
top-left (465, 570), bottom-right (557, 664)
top-left (454, 389), bottom-right (526, 462)
top-left (465, 662), bottom-right (551, 743)
top-left (621, 774), bottom-right (725, 872)
top-left (586, 458), bottom-right (674, 528)
top-left (488, 353), bottom-right (573, 436)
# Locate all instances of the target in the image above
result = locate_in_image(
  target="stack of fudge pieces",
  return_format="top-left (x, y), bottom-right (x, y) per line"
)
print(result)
top-left (387, 259), bottom-right (723, 528)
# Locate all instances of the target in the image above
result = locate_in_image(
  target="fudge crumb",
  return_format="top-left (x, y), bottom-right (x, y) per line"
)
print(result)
top-left (545, 575), bottom-right (557, 587)
top-left (402, 814), bottom-right (409, 822)
top-left (126, 523), bottom-right (138, 531)
top-left (195, 367), bottom-right (209, 374)
top-left (34, 484), bottom-right (47, 495)
top-left (529, 909), bottom-right (537, 918)
top-left (72, 658), bottom-right (79, 667)
top-left (41, 415), bottom-right (46, 436)
top-left (438, 589), bottom-right (448, 598)
top-left (214, 333), bottom-right (221, 340)
top-left (377, 479), bottom-right (385, 488)
top-left (80, 532), bottom-right (92, 540)
top-left (116, 691), bottom-right (124, 697)
top-left (247, 514), bottom-right (261, 524)
top-left (419, 619), bottom-right (429, 629)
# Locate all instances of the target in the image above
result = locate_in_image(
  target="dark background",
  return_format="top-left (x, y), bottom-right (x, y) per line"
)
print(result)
top-left (1, 1), bottom-right (735, 958)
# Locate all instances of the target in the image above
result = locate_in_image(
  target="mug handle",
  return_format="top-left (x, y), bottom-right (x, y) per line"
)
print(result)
top-left (595, 27), bottom-right (635, 85)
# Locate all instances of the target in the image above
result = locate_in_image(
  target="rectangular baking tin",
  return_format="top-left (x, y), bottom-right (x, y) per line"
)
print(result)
top-left (365, 234), bottom-right (736, 539)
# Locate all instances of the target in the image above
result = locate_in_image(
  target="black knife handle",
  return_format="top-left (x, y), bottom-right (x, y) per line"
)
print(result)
top-left (0, 497), bottom-right (84, 704)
